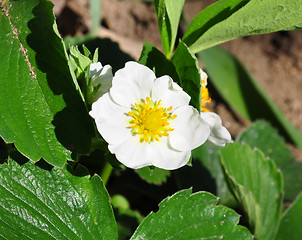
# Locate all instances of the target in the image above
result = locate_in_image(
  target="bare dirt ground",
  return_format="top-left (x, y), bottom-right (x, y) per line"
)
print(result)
top-left (51, 0), bottom-right (302, 159)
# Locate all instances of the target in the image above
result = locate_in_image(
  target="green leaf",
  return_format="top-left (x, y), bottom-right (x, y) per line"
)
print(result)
top-left (82, 44), bottom-right (93, 59)
top-left (276, 192), bottom-right (302, 240)
top-left (172, 41), bottom-right (201, 110)
top-left (92, 48), bottom-right (99, 63)
top-left (199, 46), bottom-right (302, 151)
top-left (238, 121), bottom-right (302, 201)
top-left (220, 143), bottom-right (283, 240)
top-left (138, 42), bottom-right (179, 83)
top-left (135, 167), bottom-right (171, 185)
top-left (0, 0), bottom-right (94, 167)
top-left (131, 189), bottom-right (253, 240)
top-left (0, 157), bottom-right (118, 240)
top-left (192, 142), bottom-right (236, 206)
top-left (183, 0), bottom-right (302, 53)
top-left (154, 0), bottom-right (185, 57)
top-left (68, 45), bottom-right (94, 103)
top-left (69, 45), bottom-right (92, 79)
top-left (183, 0), bottom-right (249, 48)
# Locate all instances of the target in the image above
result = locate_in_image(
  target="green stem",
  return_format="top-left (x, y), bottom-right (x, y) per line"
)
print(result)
top-left (100, 161), bottom-right (113, 186)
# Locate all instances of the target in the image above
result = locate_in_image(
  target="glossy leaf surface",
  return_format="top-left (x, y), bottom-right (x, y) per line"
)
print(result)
top-left (184, 0), bottom-right (302, 53)
top-left (131, 189), bottom-right (252, 239)
top-left (238, 121), bottom-right (302, 201)
top-left (220, 143), bottom-right (283, 240)
top-left (154, 0), bottom-right (185, 57)
top-left (0, 157), bottom-right (117, 239)
top-left (172, 41), bottom-right (201, 110)
top-left (276, 192), bottom-right (302, 240)
top-left (0, 0), bottom-right (94, 167)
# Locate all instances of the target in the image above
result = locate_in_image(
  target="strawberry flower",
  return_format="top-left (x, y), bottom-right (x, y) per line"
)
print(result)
top-left (199, 70), bottom-right (232, 146)
top-left (90, 62), bottom-right (211, 170)
top-left (87, 62), bottom-right (113, 104)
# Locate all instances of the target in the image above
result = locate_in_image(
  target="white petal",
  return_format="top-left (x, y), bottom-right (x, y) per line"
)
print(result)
top-left (90, 93), bottom-right (131, 145)
top-left (169, 106), bottom-right (210, 152)
top-left (200, 69), bottom-right (208, 87)
top-left (151, 76), bottom-right (190, 109)
top-left (151, 138), bottom-right (191, 170)
top-left (91, 64), bottom-right (113, 87)
top-left (201, 112), bottom-right (232, 146)
top-left (108, 137), bottom-right (191, 170)
top-left (89, 65), bottom-right (113, 103)
top-left (108, 137), bottom-right (153, 169)
top-left (110, 61), bottom-right (156, 107)
top-left (99, 65), bottom-right (113, 89)
top-left (90, 62), bottom-right (103, 77)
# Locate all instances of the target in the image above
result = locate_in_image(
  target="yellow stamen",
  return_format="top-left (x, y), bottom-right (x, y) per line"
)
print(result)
top-left (128, 97), bottom-right (177, 143)
top-left (201, 85), bottom-right (211, 112)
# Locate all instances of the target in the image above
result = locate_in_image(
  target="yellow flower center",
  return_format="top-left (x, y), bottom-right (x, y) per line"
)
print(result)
top-left (201, 79), bottom-right (211, 112)
top-left (128, 97), bottom-right (177, 143)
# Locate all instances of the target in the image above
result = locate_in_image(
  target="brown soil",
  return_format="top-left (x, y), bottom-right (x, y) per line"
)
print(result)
top-left (51, 0), bottom-right (302, 159)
